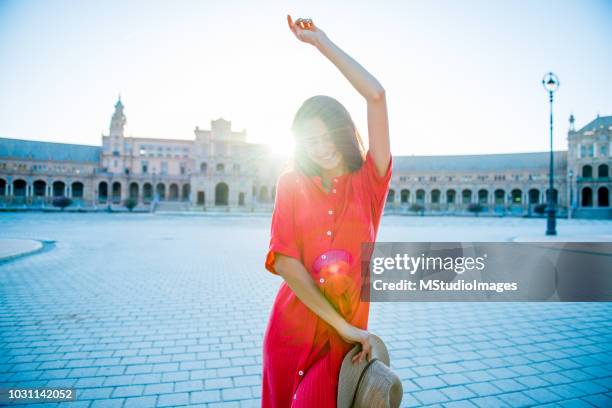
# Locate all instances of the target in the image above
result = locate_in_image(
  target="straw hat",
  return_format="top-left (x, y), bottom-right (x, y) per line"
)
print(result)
top-left (337, 333), bottom-right (403, 408)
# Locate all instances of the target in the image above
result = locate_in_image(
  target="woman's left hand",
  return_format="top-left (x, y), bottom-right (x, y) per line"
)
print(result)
top-left (287, 14), bottom-right (327, 46)
top-left (338, 322), bottom-right (372, 364)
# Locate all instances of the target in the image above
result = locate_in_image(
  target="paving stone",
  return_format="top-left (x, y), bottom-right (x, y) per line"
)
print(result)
top-left (1, 214), bottom-right (611, 408)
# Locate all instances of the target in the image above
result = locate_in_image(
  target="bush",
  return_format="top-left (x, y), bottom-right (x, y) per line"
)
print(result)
top-left (52, 196), bottom-right (72, 211)
top-left (533, 203), bottom-right (547, 214)
top-left (125, 197), bottom-right (138, 212)
top-left (409, 203), bottom-right (425, 215)
top-left (467, 203), bottom-right (484, 216)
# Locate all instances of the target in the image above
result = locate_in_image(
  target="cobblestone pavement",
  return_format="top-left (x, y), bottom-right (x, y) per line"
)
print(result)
top-left (0, 213), bottom-right (611, 407)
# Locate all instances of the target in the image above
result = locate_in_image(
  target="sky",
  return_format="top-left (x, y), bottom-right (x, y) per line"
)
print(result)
top-left (0, 0), bottom-right (611, 157)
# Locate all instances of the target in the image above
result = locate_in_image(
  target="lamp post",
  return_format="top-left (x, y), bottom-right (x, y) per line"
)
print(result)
top-left (152, 169), bottom-right (159, 212)
top-left (542, 72), bottom-right (559, 235)
top-left (568, 169), bottom-right (574, 219)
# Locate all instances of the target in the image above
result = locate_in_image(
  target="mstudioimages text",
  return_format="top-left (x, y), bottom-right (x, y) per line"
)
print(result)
top-left (373, 279), bottom-right (519, 293)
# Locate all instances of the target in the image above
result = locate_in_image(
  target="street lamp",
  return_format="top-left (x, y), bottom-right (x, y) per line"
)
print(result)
top-left (542, 72), bottom-right (559, 235)
top-left (152, 169), bottom-right (159, 212)
top-left (568, 169), bottom-right (574, 219)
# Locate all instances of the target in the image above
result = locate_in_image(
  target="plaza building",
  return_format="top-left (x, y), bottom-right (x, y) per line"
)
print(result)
top-left (0, 99), bottom-right (610, 218)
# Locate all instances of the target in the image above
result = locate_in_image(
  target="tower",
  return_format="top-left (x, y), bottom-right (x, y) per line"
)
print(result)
top-left (101, 96), bottom-right (129, 174)
top-left (110, 96), bottom-right (126, 138)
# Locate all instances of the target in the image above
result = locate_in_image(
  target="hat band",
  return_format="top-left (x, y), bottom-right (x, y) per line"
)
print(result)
top-left (348, 357), bottom-right (379, 408)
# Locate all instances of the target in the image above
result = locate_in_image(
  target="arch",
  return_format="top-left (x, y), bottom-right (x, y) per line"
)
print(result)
top-left (461, 189), bottom-right (472, 205)
top-left (13, 179), bottom-right (27, 197)
top-left (216, 163), bottom-right (225, 172)
top-left (478, 189), bottom-right (488, 205)
top-left (98, 181), bottom-right (108, 202)
top-left (33, 180), bottom-right (46, 197)
top-left (598, 164), bottom-right (609, 178)
top-left (112, 181), bottom-right (122, 203)
top-left (416, 189), bottom-right (425, 205)
top-left (581, 187), bottom-right (593, 207)
top-left (72, 181), bottom-right (84, 198)
top-left (200, 162), bottom-right (207, 173)
top-left (215, 182), bottom-right (229, 205)
top-left (0, 178), bottom-right (5, 196)
top-left (169, 183), bottom-right (179, 200)
top-left (129, 182), bottom-right (139, 200)
top-left (52, 180), bottom-right (65, 197)
top-left (156, 183), bottom-right (166, 200)
top-left (197, 191), bottom-right (205, 205)
top-left (528, 188), bottom-right (540, 204)
top-left (511, 188), bottom-right (522, 204)
top-left (387, 189), bottom-right (395, 203)
top-left (597, 187), bottom-right (609, 207)
top-left (143, 183), bottom-right (153, 203)
top-left (259, 186), bottom-right (269, 203)
top-left (494, 189), bottom-right (505, 205)
top-left (182, 184), bottom-right (190, 201)
top-left (582, 165), bottom-right (592, 178)
top-left (430, 189), bottom-right (440, 204)
top-left (238, 192), bottom-right (245, 206)
top-left (446, 189), bottom-right (456, 205)
top-left (400, 189), bottom-right (410, 204)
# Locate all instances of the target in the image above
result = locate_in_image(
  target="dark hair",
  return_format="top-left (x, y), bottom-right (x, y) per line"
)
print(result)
top-left (289, 95), bottom-right (365, 177)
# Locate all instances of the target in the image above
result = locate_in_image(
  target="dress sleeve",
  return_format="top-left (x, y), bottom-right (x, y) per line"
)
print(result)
top-left (362, 149), bottom-right (393, 220)
top-left (264, 173), bottom-right (302, 275)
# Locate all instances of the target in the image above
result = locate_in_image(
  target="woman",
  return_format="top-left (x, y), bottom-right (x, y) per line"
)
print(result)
top-left (262, 15), bottom-right (392, 408)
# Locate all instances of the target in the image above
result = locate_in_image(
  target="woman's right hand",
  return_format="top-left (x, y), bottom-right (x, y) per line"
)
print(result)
top-left (287, 14), bottom-right (327, 47)
top-left (338, 322), bottom-right (372, 364)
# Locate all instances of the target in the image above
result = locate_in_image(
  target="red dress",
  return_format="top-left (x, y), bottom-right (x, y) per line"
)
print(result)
top-left (262, 149), bottom-right (393, 408)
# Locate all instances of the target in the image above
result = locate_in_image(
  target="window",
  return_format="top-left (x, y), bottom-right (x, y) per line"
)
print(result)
top-left (161, 161), bottom-right (168, 175)
top-left (141, 161), bottom-right (148, 174)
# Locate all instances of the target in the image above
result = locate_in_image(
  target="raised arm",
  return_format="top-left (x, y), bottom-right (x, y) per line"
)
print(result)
top-left (287, 15), bottom-right (391, 178)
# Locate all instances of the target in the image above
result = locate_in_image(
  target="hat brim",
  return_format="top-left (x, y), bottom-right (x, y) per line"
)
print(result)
top-left (337, 333), bottom-right (390, 408)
